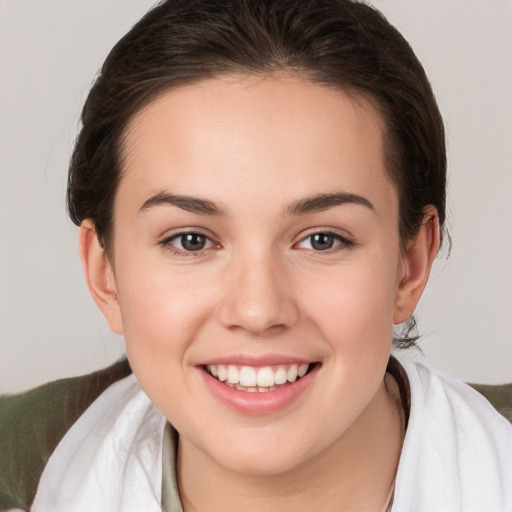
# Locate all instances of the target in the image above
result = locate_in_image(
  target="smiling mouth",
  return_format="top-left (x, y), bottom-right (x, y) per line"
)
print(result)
top-left (204, 363), bottom-right (317, 392)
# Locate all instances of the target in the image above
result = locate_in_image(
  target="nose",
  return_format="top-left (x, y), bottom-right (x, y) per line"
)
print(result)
top-left (217, 251), bottom-right (299, 335)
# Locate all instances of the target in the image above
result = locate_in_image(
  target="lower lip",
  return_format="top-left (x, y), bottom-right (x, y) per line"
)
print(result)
top-left (198, 365), bottom-right (319, 415)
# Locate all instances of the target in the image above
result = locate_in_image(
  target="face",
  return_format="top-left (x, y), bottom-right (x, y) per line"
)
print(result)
top-left (88, 75), bottom-right (426, 475)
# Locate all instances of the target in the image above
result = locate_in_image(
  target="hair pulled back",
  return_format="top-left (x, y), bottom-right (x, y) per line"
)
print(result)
top-left (67, 0), bottom-right (447, 345)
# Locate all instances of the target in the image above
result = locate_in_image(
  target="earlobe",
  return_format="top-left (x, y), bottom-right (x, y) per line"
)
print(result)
top-left (79, 220), bottom-right (124, 335)
top-left (393, 206), bottom-right (441, 325)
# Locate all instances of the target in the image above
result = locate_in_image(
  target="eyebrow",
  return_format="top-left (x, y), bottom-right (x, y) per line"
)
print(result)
top-left (285, 192), bottom-right (375, 216)
top-left (139, 192), bottom-right (227, 216)
top-left (139, 191), bottom-right (374, 217)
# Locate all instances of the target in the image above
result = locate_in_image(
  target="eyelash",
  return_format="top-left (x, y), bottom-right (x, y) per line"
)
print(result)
top-left (160, 231), bottom-right (219, 257)
top-left (160, 230), bottom-right (354, 257)
top-left (294, 231), bottom-right (355, 253)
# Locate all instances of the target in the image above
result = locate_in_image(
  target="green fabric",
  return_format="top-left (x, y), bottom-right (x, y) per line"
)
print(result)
top-left (0, 359), bottom-right (132, 511)
top-left (468, 382), bottom-right (512, 422)
top-left (161, 423), bottom-right (184, 512)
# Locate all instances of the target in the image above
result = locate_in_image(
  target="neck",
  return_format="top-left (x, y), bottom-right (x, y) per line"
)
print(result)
top-left (177, 374), bottom-right (404, 512)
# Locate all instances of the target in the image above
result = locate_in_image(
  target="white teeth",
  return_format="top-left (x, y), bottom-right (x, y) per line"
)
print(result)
top-left (287, 365), bottom-right (298, 382)
top-left (274, 366), bottom-right (287, 385)
top-left (207, 362), bottom-right (311, 389)
top-left (217, 365), bottom-right (227, 382)
top-left (298, 363), bottom-right (309, 377)
top-left (239, 366), bottom-right (257, 387)
top-left (227, 365), bottom-right (240, 384)
top-left (256, 367), bottom-right (275, 387)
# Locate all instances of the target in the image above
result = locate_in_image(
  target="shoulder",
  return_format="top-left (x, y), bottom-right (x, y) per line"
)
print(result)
top-left (0, 359), bottom-right (132, 511)
top-left (392, 349), bottom-right (512, 512)
top-left (468, 381), bottom-right (512, 423)
top-left (395, 348), bottom-right (512, 428)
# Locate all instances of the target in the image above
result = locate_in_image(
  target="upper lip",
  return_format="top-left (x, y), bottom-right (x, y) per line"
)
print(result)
top-left (197, 354), bottom-right (315, 367)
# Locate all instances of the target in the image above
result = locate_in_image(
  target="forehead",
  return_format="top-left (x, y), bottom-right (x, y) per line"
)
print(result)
top-left (118, 75), bottom-right (395, 214)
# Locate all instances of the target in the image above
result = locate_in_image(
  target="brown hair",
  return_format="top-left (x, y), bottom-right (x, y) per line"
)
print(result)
top-left (67, 0), bottom-right (447, 345)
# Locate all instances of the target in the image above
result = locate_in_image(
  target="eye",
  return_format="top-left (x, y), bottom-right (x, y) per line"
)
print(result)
top-left (296, 232), bottom-right (353, 251)
top-left (164, 232), bottom-right (215, 253)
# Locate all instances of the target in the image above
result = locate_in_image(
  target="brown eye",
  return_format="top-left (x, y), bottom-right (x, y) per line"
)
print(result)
top-left (168, 233), bottom-right (213, 252)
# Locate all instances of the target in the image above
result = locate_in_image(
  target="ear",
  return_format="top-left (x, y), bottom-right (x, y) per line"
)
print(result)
top-left (394, 205), bottom-right (441, 324)
top-left (79, 220), bottom-right (124, 335)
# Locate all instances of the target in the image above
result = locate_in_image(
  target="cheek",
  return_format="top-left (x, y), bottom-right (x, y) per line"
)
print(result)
top-left (298, 257), bottom-right (399, 346)
top-left (114, 260), bottom-right (216, 371)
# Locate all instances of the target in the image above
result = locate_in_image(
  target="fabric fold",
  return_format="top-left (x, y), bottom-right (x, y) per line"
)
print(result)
top-left (31, 374), bottom-right (167, 512)
top-left (392, 349), bottom-right (512, 512)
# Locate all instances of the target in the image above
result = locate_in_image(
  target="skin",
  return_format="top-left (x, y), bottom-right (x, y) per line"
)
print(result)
top-left (80, 75), bottom-right (439, 511)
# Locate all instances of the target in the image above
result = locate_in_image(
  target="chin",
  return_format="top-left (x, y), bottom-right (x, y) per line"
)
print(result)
top-left (221, 453), bottom-right (307, 477)
top-left (204, 432), bottom-right (320, 477)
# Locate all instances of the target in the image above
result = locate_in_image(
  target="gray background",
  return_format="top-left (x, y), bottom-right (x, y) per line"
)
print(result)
top-left (1, 0), bottom-right (511, 393)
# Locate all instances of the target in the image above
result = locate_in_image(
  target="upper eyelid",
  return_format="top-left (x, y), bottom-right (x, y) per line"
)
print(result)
top-left (160, 231), bottom-right (219, 257)
top-left (159, 227), bottom-right (217, 242)
top-left (293, 230), bottom-right (355, 251)
top-left (295, 227), bottom-right (353, 242)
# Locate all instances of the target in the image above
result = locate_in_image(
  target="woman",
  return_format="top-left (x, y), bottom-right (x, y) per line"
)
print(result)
top-left (1, 1), bottom-right (511, 511)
